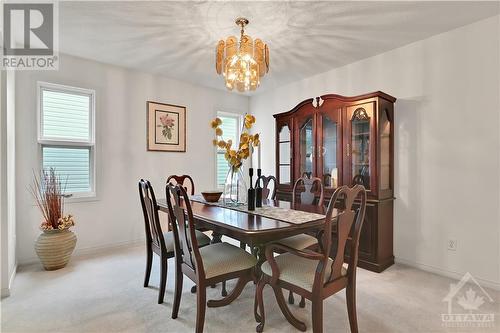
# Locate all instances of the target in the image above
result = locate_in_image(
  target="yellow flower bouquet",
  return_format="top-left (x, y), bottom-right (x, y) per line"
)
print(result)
top-left (211, 114), bottom-right (260, 205)
top-left (211, 114), bottom-right (260, 171)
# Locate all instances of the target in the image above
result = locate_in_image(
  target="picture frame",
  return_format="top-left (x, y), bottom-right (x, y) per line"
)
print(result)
top-left (147, 101), bottom-right (186, 152)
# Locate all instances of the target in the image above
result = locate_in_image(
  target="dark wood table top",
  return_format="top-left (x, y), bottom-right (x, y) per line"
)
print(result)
top-left (156, 198), bottom-right (337, 246)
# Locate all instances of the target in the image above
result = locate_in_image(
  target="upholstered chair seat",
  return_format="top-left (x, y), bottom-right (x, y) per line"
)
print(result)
top-left (275, 234), bottom-right (318, 251)
top-left (199, 242), bottom-right (257, 279)
top-left (261, 252), bottom-right (346, 292)
top-left (163, 230), bottom-right (211, 253)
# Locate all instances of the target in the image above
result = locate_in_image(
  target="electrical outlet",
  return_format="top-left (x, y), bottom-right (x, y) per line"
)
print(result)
top-left (447, 239), bottom-right (457, 251)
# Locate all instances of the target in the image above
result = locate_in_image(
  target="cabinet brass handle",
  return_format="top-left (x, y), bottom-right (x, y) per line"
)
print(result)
top-left (347, 143), bottom-right (350, 157)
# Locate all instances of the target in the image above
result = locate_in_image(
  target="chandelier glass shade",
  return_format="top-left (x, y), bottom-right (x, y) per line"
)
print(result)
top-left (216, 18), bottom-right (269, 92)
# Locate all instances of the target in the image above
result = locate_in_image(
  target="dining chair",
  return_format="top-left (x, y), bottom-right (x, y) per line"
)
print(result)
top-left (255, 185), bottom-right (367, 333)
top-left (139, 179), bottom-right (211, 304)
top-left (278, 174), bottom-right (325, 306)
top-left (255, 175), bottom-right (277, 200)
top-left (166, 183), bottom-right (258, 333)
top-left (166, 174), bottom-right (225, 295)
top-left (167, 175), bottom-right (227, 296)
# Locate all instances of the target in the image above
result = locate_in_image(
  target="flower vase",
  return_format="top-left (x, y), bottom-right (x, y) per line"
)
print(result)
top-left (223, 166), bottom-right (247, 206)
top-left (34, 228), bottom-right (77, 271)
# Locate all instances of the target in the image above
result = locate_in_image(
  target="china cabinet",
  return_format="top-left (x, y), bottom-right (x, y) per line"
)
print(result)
top-left (273, 91), bottom-right (396, 272)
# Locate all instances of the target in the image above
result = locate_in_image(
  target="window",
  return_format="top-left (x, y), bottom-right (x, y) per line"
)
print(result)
top-left (216, 113), bottom-right (240, 188)
top-left (38, 82), bottom-right (95, 197)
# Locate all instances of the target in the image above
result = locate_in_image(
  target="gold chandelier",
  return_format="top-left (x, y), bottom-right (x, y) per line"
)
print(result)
top-left (216, 17), bottom-right (269, 92)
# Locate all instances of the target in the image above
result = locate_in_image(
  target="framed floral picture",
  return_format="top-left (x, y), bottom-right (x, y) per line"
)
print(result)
top-left (147, 101), bottom-right (186, 152)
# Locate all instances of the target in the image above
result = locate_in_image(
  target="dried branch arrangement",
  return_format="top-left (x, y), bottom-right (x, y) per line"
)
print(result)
top-left (30, 168), bottom-right (74, 231)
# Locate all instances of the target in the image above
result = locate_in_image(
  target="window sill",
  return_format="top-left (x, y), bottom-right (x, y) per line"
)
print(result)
top-left (65, 193), bottom-right (99, 204)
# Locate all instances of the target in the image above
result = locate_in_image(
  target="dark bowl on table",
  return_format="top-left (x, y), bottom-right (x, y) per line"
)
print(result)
top-left (201, 191), bottom-right (223, 203)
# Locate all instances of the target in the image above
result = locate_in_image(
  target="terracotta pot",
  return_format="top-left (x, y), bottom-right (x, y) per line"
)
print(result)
top-left (34, 229), bottom-right (77, 271)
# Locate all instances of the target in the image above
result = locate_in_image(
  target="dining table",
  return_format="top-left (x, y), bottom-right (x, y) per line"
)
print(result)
top-left (155, 197), bottom-right (338, 267)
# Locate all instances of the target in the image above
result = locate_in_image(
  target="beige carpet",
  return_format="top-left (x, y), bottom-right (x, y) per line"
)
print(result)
top-left (1, 243), bottom-right (498, 333)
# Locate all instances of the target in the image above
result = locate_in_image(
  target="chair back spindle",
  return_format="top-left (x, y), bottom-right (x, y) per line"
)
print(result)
top-left (167, 174), bottom-right (195, 195)
top-left (255, 175), bottom-right (277, 200)
top-left (292, 174), bottom-right (324, 206)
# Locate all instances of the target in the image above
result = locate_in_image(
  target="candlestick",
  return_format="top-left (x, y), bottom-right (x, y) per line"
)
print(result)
top-left (256, 168), bottom-right (262, 208)
top-left (248, 168), bottom-right (255, 211)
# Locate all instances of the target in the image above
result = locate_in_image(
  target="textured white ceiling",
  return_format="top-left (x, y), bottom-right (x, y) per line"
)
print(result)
top-left (59, 1), bottom-right (499, 94)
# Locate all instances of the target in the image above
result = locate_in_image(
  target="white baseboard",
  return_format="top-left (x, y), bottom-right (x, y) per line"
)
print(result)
top-left (1, 264), bottom-right (17, 298)
top-left (72, 239), bottom-right (144, 258)
top-left (18, 239), bottom-right (144, 266)
top-left (395, 257), bottom-right (500, 291)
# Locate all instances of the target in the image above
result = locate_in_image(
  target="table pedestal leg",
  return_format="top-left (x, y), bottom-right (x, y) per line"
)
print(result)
top-left (211, 232), bottom-right (223, 244)
top-left (253, 243), bottom-right (266, 323)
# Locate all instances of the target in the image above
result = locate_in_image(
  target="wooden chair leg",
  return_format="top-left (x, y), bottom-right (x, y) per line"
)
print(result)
top-left (158, 256), bottom-right (168, 304)
top-left (299, 296), bottom-right (305, 308)
top-left (221, 281), bottom-right (227, 297)
top-left (255, 279), bottom-right (266, 332)
top-left (346, 284), bottom-right (358, 333)
top-left (288, 290), bottom-right (295, 304)
top-left (207, 276), bottom-right (251, 307)
top-left (254, 283), bottom-right (260, 323)
top-left (272, 285), bottom-right (306, 331)
top-left (172, 260), bottom-right (183, 319)
top-left (195, 285), bottom-right (207, 333)
top-left (311, 299), bottom-right (323, 333)
top-left (143, 247), bottom-right (153, 287)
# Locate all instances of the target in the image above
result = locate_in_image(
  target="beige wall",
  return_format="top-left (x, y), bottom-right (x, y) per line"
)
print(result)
top-left (250, 16), bottom-right (500, 288)
top-left (14, 54), bottom-right (249, 263)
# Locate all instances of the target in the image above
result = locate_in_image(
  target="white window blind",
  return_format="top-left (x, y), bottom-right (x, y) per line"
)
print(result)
top-left (216, 114), bottom-right (240, 188)
top-left (38, 82), bottom-right (95, 196)
top-left (42, 146), bottom-right (91, 193)
top-left (42, 90), bottom-right (90, 141)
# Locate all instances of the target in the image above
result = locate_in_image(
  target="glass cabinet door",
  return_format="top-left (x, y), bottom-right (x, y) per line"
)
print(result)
top-left (320, 115), bottom-right (339, 188)
top-left (298, 118), bottom-right (314, 178)
top-left (349, 105), bottom-right (373, 190)
top-left (380, 109), bottom-right (391, 191)
top-left (277, 124), bottom-right (291, 184)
